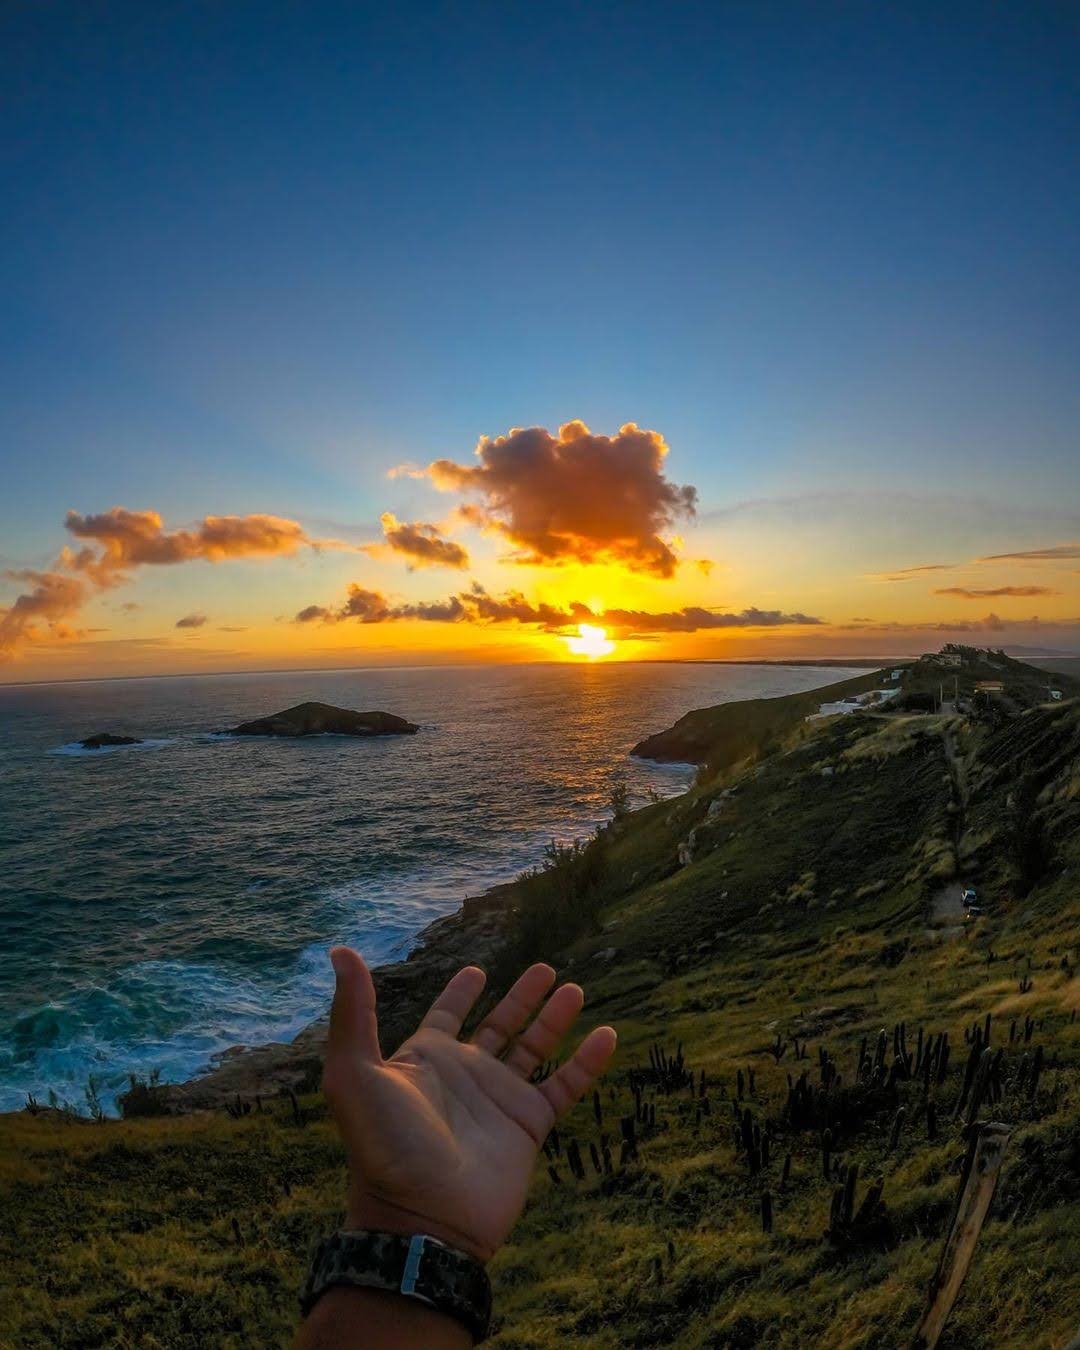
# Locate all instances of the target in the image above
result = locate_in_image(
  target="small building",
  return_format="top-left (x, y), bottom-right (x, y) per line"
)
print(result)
top-left (1049, 689), bottom-right (1063, 701)
top-left (975, 680), bottom-right (1005, 694)
top-left (890, 669), bottom-right (904, 680)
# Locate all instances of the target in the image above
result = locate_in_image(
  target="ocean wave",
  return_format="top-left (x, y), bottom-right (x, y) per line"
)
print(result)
top-left (2, 662), bottom-right (857, 1117)
top-left (48, 738), bottom-right (176, 757)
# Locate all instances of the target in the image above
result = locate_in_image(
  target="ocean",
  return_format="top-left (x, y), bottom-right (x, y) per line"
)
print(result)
top-left (0, 661), bottom-right (862, 1113)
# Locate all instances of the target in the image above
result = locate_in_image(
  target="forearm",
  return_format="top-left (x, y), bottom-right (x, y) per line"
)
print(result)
top-left (296, 1286), bottom-right (473, 1350)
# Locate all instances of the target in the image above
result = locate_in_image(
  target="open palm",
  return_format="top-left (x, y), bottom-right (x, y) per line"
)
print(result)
top-left (322, 948), bottom-right (617, 1262)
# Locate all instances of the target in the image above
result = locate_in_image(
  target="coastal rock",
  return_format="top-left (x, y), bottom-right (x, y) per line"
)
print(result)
top-left (226, 701), bottom-right (418, 738)
top-left (677, 827), bottom-right (698, 867)
top-left (80, 732), bottom-right (143, 749)
top-left (126, 880), bottom-right (516, 1114)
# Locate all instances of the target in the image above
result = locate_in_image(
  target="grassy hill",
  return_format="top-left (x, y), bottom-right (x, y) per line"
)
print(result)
top-left (3, 658), bottom-right (1079, 1348)
top-left (629, 668), bottom-right (891, 771)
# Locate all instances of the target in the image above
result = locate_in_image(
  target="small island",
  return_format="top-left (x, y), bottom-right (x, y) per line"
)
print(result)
top-left (79, 733), bottom-right (143, 749)
top-left (225, 701), bottom-right (419, 738)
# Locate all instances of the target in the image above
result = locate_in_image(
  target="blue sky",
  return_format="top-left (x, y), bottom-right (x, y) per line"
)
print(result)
top-left (2, 2), bottom-right (1079, 674)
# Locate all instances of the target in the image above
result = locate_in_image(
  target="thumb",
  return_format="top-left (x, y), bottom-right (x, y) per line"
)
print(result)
top-left (327, 946), bottom-right (382, 1064)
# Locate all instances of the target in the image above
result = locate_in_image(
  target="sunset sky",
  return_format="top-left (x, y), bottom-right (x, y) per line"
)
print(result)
top-left (2, 2), bottom-right (1079, 681)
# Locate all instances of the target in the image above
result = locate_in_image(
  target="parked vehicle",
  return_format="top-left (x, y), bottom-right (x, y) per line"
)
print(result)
top-left (961, 887), bottom-right (978, 907)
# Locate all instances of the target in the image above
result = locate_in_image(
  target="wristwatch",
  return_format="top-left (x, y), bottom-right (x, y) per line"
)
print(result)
top-left (299, 1229), bottom-right (492, 1342)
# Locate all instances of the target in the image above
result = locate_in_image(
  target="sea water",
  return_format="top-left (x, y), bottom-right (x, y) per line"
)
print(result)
top-left (0, 661), bottom-right (861, 1112)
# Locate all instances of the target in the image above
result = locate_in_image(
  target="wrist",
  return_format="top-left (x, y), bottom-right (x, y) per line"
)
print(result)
top-left (298, 1285), bottom-right (474, 1349)
top-left (345, 1187), bottom-right (493, 1265)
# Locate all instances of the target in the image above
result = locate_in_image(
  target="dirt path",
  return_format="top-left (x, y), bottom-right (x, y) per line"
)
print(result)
top-left (932, 722), bottom-right (971, 938)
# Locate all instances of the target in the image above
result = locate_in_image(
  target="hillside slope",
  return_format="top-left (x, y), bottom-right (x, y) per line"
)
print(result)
top-left (2, 671), bottom-right (1078, 1348)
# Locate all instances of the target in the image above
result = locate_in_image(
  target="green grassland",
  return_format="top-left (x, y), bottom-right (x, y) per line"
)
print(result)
top-left (3, 657), bottom-right (1079, 1348)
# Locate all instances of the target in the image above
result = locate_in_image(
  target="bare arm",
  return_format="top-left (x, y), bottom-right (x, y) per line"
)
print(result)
top-left (295, 948), bottom-right (617, 1348)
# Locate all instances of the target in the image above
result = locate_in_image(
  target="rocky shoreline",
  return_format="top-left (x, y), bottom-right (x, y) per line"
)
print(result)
top-left (127, 879), bottom-right (521, 1115)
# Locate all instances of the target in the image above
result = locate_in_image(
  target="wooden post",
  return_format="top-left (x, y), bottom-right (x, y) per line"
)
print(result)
top-left (914, 1122), bottom-right (1012, 1348)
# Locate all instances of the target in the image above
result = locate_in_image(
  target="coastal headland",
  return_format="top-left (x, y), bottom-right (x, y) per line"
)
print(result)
top-left (3, 646), bottom-right (1079, 1347)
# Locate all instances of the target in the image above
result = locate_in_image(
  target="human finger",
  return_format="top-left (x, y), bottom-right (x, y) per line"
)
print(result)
top-left (327, 947), bottom-right (382, 1064)
top-left (538, 1025), bottom-right (617, 1120)
top-left (471, 963), bottom-right (556, 1056)
top-left (418, 965), bottom-right (487, 1037)
top-left (502, 982), bottom-right (584, 1078)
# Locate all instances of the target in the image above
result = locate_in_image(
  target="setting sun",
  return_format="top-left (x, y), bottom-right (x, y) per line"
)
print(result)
top-left (565, 622), bottom-right (616, 659)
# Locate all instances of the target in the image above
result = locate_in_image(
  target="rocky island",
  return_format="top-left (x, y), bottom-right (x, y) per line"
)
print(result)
top-left (225, 701), bottom-right (418, 738)
top-left (79, 732), bottom-right (143, 749)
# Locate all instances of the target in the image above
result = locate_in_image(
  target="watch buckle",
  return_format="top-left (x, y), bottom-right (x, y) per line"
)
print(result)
top-left (401, 1232), bottom-right (443, 1297)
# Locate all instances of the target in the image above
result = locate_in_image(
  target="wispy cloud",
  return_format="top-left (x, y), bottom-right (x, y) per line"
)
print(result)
top-left (840, 613), bottom-right (1080, 635)
top-left (877, 563), bottom-right (957, 581)
top-left (977, 543), bottom-right (1080, 563)
top-left (934, 586), bottom-right (1056, 599)
top-left (175, 613), bottom-right (208, 629)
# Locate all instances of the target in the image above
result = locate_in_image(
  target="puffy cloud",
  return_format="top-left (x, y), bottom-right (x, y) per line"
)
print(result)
top-left (63, 508), bottom-right (309, 585)
top-left (294, 583), bottom-right (821, 634)
top-left (935, 586), bottom-right (1056, 599)
top-left (374, 513), bottom-right (470, 569)
top-left (339, 586), bottom-right (394, 623)
top-left (175, 613), bottom-right (208, 628)
top-left (424, 421), bottom-right (697, 576)
top-left (0, 569), bottom-right (88, 654)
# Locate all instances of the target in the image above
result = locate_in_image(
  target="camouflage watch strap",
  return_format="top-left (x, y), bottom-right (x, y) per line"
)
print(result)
top-left (299, 1229), bottom-right (492, 1342)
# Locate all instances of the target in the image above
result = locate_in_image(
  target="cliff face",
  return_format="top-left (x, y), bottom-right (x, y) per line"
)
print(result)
top-left (227, 702), bottom-right (418, 737)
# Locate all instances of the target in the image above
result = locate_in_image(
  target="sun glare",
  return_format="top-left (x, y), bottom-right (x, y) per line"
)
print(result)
top-left (565, 623), bottom-right (616, 659)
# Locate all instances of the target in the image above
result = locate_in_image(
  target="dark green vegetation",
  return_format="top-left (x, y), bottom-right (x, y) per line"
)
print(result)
top-left (3, 651), bottom-right (1079, 1347)
top-left (630, 669), bottom-right (888, 771)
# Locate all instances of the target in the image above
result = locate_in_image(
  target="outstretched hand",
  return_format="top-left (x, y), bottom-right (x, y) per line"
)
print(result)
top-left (322, 948), bottom-right (617, 1263)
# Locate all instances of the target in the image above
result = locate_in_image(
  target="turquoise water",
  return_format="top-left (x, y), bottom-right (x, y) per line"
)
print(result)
top-left (0, 662), bottom-right (860, 1112)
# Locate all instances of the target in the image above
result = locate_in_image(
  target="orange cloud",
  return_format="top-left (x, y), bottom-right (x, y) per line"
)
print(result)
top-left (424, 421), bottom-right (697, 576)
top-left (0, 569), bottom-right (89, 654)
top-left (372, 513), bottom-right (469, 569)
top-left (175, 613), bottom-right (208, 628)
top-left (63, 508), bottom-right (309, 585)
top-left (294, 583), bottom-right (820, 634)
top-left (1, 505), bottom-right (315, 659)
top-left (934, 586), bottom-right (1056, 599)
